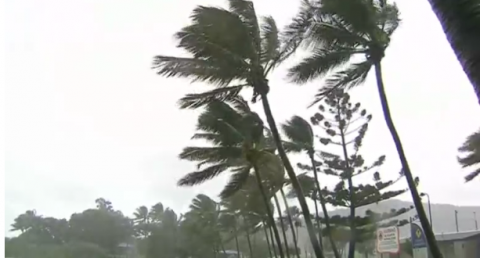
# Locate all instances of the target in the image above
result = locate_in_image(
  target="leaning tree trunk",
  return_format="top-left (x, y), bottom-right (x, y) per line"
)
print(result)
top-left (263, 221), bottom-right (274, 258)
top-left (309, 154), bottom-right (340, 258)
top-left (427, 0), bottom-right (480, 104)
top-left (280, 188), bottom-right (301, 258)
top-left (244, 216), bottom-right (255, 258)
top-left (374, 62), bottom-right (443, 258)
top-left (254, 166), bottom-right (285, 258)
top-left (260, 93), bottom-right (325, 258)
top-left (273, 194), bottom-right (291, 258)
top-left (312, 194), bottom-right (323, 249)
top-left (269, 223), bottom-right (279, 258)
top-left (234, 225), bottom-right (241, 258)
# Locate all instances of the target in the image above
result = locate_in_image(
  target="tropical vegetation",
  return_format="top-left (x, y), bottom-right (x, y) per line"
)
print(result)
top-left (10, 0), bottom-right (480, 257)
top-left (457, 128), bottom-right (480, 182)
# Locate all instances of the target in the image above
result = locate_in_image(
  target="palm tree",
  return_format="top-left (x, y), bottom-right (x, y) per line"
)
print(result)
top-left (282, 116), bottom-right (340, 258)
top-left (11, 210), bottom-right (39, 233)
top-left (149, 203), bottom-right (165, 223)
top-left (457, 128), bottom-right (480, 182)
top-left (286, 0), bottom-right (441, 256)
top-left (177, 97), bottom-right (286, 258)
top-left (188, 194), bottom-right (227, 255)
top-left (225, 180), bottom-right (275, 258)
top-left (152, 1), bottom-right (324, 256)
top-left (427, 0), bottom-right (480, 103)
top-left (133, 206), bottom-right (151, 238)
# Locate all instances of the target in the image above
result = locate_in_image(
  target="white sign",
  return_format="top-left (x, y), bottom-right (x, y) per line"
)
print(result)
top-left (376, 226), bottom-right (400, 254)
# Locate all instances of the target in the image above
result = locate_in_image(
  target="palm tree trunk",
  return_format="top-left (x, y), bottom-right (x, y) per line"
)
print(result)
top-left (269, 224), bottom-right (278, 258)
top-left (309, 155), bottom-right (340, 258)
top-left (273, 194), bottom-right (291, 258)
top-left (234, 225), bottom-right (241, 258)
top-left (263, 221), bottom-right (274, 258)
top-left (312, 194), bottom-right (323, 249)
top-left (253, 166), bottom-right (285, 258)
top-left (260, 93), bottom-right (325, 258)
top-left (279, 188), bottom-right (301, 258)
top-left (374, 62), bottom-right (443, 258)
top-left (427, 0), bottom-right (480, 104)
top-left (244, 217), bottom-right (254, 258)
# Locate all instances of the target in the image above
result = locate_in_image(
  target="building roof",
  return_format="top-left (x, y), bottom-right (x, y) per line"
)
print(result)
top-left (434, 230), bottom-right (480, 242)
top-left (399, 230), bottom-right (480, 243)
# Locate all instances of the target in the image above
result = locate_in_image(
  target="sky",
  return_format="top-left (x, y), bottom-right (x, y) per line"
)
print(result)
top-left (4, 0), bottom-right (480, 235)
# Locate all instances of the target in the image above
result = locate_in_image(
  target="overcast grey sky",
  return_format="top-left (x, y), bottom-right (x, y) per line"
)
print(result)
top-left (5, 0), bottom-right (480, 234)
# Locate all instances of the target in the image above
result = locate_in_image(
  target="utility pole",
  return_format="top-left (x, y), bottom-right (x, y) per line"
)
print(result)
top-left (475, 212), bottom-right (478, 230)
top-left (421, 192), bottom-right (433, 231)
top-left (455, 210), bottom-right (459, 232)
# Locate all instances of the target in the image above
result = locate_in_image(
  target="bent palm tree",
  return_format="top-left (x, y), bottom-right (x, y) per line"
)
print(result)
top-left (458, 128), bottom-right (480, 182)
top-left (177, 97), bottom-right (285, 258)
top-left (427, 0), bottom-right (480, 103)
top-left (286, 0), bottom-right (441, 256)
top-left (133, 206), bottom-right (151, 238)
top-left (152, 1), bottom-right (323, 256)
top-left (282, 116), bottom-right (340, 258)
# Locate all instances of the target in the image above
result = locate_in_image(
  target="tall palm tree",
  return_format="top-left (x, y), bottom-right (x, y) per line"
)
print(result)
top-left (286, 0), bottom-right (441, 256)
top-left (177, 97), bottom-right (285, 258)
top-left (225, 179), bottom-right (276, 258)
top-left (11, 210), bottom-right (39, 233)
top-left (282, 116), bottom-right (340, 258)
top-left (149, 203), bottom-right (165, 223)
top-left (427, 0), bottom-right (480, 103)
top-left (152, 1), bottom-right (324, 256)
top-left (188, 194), bottom-right (226, 255)
top-left (133, 206), bottom-right (151, 238)
top-left (458, 128), bottom-right (480, 182)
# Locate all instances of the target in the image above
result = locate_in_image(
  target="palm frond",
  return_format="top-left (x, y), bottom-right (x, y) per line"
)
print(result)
top-left (458, 149), bottom-right (480, 182)
top-left (190, 133), bottom-right (223, 145)
top-left (225, 95), bottom-right (252, 115)
top-left (153, 56), bottom-right (242, 86)
top-left (179, 146), bottom-right (243, 166)
top-left (311, 60), bottom-right (372, 106)
top-left (197, 101), bottom-right (246, 136)
top-left (269, 0), bottom-right (313, 73)
top-left (220, 166), bottom-right (252, 198)
top-left (178, 163), bottom-right (231, 186)
top-left (465, 169), bottom-right (480, 182)
top-left (260, 16), bottom-right (280, 64)
top-left (282, 141), bottom-right (304, 153)
top-left (288, 47), bottom-right (354, 84)
top-left (282, 115), bottom-right (314, 152)
top-left (227, 0), bottom-right (261, 55)
top-left (178, 85), bottom-right (245, 109)
top-left (457, 128), bottom-right (480, 181)
top-left (376, 2), bottom-right (400, 36)
top-left (180, 6), bottom-right (256, 62)
top-left (319, 0), bottom-right (377, 36)
top-left (304, 20), bottom-right (368, 49)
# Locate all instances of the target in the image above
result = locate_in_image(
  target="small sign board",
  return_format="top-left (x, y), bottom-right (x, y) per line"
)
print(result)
top-left (410, 222), bottom-right (427, 248)
top-left (376, 226), bottom-right (400, 254)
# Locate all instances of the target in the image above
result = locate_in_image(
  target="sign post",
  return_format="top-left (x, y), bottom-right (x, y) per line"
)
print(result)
top-left (411, 222), bottom-right (429, 258)
top-left (376, 226), bottom-right (400, 256)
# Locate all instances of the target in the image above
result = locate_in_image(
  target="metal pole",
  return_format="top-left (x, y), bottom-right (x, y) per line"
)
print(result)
top-left (475, 212), bottom-right (478, 230)
top-left (455, 210), bottom-right (459, 232)
top-left (425, 193), bottom-right (433, 230)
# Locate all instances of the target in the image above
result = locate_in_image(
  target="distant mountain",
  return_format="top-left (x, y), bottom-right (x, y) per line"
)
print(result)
top-left (291, 199), bottom-right (480, 250)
